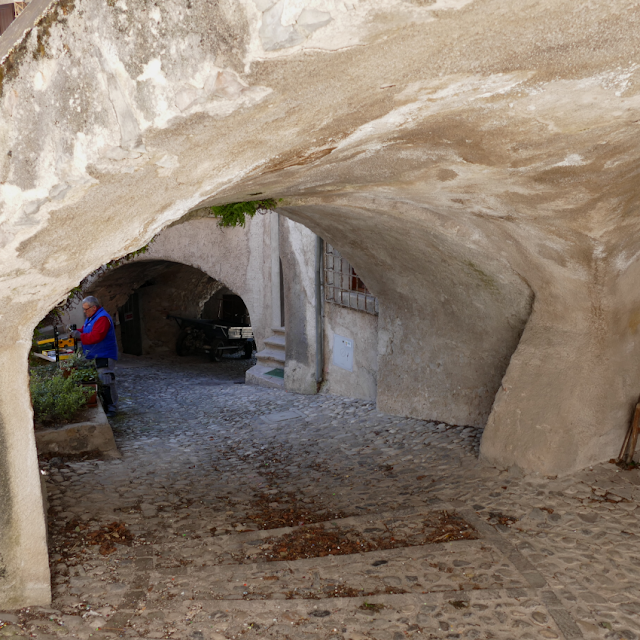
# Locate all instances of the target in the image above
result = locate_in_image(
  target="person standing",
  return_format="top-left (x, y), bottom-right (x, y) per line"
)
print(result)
top-left (71, 296), bottom-right (119, 417)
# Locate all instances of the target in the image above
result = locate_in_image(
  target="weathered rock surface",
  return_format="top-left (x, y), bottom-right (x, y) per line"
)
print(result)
top-left (35, 402), bottom-right (119, 457)
top-left (3, 0), bottom-right (640, 608)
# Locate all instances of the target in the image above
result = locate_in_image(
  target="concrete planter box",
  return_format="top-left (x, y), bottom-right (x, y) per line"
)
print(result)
top-left (35, 401), bottom-right (120, 458)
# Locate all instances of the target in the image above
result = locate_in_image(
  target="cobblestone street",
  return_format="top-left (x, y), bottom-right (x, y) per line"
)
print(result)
top-left (2, 356), bottom-right (640, 639)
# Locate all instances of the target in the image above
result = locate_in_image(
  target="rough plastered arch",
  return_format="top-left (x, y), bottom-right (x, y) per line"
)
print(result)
top-left (138, 216), bottom-right (273, 352)
top-left (4, 0), bottom-right (640, 606)
top-left (278, 200), bottom-right (534, 425)
top-left (81, 214), bottom-right (273, 354)
top-left (84, 259), bottom-right (241, 354)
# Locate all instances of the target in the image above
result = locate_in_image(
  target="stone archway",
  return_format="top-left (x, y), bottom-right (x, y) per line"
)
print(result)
top-left (3, 0), bottom-right (640, 608)
top-left (85, 260), bottom-right (230, 357)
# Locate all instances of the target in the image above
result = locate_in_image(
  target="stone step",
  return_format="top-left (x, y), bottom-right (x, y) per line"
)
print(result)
top-left (187, 540), bottom-right (518, 601)
top-left (246, 363), bottom-right (285, 389)
top-left (84, 587), bottom-right (554, 638)
top-left (167, 505), bottom-right (524, 602)
top-left (212, 504), bottom-right (430, 546)
top-left (264, 334), bottom-right (286, 350)
top-left (256, 347), bottom-right (285, 367)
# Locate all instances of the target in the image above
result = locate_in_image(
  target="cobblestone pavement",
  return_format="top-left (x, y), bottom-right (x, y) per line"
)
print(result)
top-left (3, 356), bottom-right (640, 639)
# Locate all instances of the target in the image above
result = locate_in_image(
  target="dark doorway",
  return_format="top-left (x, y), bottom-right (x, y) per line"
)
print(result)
top-left (222, 294), bottom-right (249, 324)
top-left (118, 292), bottom-right (143, 356)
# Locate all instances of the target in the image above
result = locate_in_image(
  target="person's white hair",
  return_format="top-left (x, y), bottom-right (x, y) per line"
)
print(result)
top-left (82, 296), bottom-right (100, 307)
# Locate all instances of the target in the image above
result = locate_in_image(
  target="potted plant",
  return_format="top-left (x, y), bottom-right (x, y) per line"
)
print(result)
top-left (70, 366), bottom-right (99, 407)
top-left (60, 352), bottom-right (90, 377)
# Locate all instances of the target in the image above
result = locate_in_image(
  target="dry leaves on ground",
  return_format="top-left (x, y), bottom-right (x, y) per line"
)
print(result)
top-left (423, 511), bottom-right (478, 543)
top-left (246, 492), bottom-right (350, 530)
top-left (251, 511), bottom-right (477, 562)
top-left (284, 584), bottom-right (406, 600)
top-left (86, 521), bottom-right (134, 555)
top-left (487, 512), bottom-right (518, 526)
top-left (54, 519), bottom-right (134, 558)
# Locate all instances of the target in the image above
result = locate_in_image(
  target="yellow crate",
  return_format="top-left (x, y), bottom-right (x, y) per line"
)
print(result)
top-left (38, 337), bottom-right (75, 350)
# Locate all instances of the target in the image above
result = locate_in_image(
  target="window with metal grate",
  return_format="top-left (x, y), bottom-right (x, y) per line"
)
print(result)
top-left (324, 244), bottom-right (378, 315)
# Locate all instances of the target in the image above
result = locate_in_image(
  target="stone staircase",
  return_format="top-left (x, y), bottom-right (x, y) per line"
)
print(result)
top-left (246, 327), bottom-right (285, 389)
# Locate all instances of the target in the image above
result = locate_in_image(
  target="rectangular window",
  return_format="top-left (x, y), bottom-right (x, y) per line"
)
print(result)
top-left (0, 1), bottom-right (29, 36)
top-left (324, 243), bottom-right (378, 315)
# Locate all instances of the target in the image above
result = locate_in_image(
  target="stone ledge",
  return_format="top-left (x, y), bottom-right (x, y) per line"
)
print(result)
top-left (246, 364), bottom-right (285, 390)
top-left (35, 402), bottom-right (121, 458)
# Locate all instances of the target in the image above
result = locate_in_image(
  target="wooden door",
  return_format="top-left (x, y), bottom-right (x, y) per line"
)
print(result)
top-left (118, 292), bottom-right (143, 356)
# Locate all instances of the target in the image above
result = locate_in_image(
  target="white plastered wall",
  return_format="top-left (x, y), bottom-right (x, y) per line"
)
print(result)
top-left (322, 302), bottom-right (378, 401)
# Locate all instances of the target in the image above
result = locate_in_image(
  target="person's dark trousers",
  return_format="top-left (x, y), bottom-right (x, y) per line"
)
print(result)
top-left (94, 357), bottom-right (118, 416)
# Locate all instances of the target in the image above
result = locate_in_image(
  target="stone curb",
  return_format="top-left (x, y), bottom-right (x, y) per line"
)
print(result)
top-left (36, 401), bottom-right (121, 457)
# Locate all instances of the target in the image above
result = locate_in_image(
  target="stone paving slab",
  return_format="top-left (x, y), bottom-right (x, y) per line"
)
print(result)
top-left (261, 409), bottom-right (306, 424)
top-left (3, 355), bottom-right (639, 639)
top-left (155, 590), bottom-right (567, 640)
top-left (149, 537), bottom-right (527, 600)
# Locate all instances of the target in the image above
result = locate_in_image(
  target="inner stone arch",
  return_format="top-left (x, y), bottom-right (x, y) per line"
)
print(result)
top-left (279, 199), bottom-right (534, 427)
top-left (84, 259), bottom-right (250, 358)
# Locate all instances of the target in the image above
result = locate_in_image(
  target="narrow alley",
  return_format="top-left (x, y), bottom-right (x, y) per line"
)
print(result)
top-left (3, 357), bottom-right (640, 640)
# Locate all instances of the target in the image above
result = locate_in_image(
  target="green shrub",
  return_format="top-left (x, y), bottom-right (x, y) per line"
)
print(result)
top-left (209, 199), bottom-right (278, 228)
top-left (70, 368), bottom-right (98, 384)
top-left (30, 372), bottom-right (92, 426)
top-left (60, 355), bottom-right (99, 384)
top-left (60, 352), bottom-right (90, 371)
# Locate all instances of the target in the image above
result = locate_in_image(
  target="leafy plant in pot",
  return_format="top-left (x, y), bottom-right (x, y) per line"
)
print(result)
top-left (70, 366), bottom-right (99, 407)
top-left (60, 356), bottom-right (100, 405)
top-left (60, 352), bottom-right (91, 377)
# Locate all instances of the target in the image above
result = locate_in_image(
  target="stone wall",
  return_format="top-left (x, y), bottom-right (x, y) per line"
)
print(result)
top-left (279, 217), bottom-right (317, 394)
top-left (142, 216), bottom-right (272, 353)
top-left (323, 302), bottom-right (378, 401)
top-left (279, 217), bottom-right (380, 400)
top-left (202, 287), bottom-right (231, 322)
top-left (281, 203), bottom-right (533, 429)
top-left (136, 263), bottom-right (223, 355)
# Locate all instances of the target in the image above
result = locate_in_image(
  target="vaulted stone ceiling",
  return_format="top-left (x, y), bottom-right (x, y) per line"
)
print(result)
top-left (4, 0), bottom-right (640, 608)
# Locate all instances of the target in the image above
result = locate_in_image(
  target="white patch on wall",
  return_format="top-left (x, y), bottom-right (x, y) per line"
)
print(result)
top-left (33, 71), bottom-right (45, 92)
top-left (137, 59), bottom-right (167, 86)
top-left (553, 154), bottom-right (585, 167)
top-left (333, 334), bottom-right (354, 371)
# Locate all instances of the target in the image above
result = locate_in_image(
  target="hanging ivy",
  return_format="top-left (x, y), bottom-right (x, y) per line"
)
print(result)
top-left (209, 198), bottom-right (279, 228)
top-left (105, 238), bottom-right (156, 269)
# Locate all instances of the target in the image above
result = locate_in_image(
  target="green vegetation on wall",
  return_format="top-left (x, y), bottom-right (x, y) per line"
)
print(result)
top-left (105, 239), bottom-right (156, 269)
top-left (209, 199), bottom-right (279, 228)
top-left (42, 196), bottom-right (277, 327)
